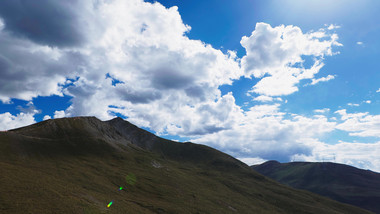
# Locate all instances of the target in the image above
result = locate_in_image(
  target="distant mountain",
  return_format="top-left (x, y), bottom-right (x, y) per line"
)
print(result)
top-left (0, 117), bottom-right (373, 213)
top-left (252, 161), bottom-right (380, 213)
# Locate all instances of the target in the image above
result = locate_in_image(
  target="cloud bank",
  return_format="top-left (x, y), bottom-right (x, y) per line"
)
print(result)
top-left (0, 0), bottom-right (378, 171)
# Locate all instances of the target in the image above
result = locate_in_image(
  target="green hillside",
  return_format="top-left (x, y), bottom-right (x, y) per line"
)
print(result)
top-left (0, 117), bottom-right (373, 213)
top-left (252, 161), bottom-right (380, 213)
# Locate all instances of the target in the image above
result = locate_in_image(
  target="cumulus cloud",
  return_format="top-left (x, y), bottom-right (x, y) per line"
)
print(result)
top-left (0, 112), bottom-right (36, 131)
top-left (0, 32), bottom-right (81, 103)
top-left (310, 74), bottom-right (335, 85)
top-left (0, 1), bottom-right (99, 47)
top-left (335, 109), bottom-right (380, 137)
top-left (292, 140), bottom-right (380, 172)
top-left (0, 0), bottom-right (241, 131)
top-left (2, 0), bottom-right (377, 171)
top-left (241, 23), bottom-right (341, 96)
top-left (43, 115), bottom-right (51, 120)
top-left (53, 110), bottom-right (66, 119)
top-left (193, 105), bottom-right (336, 162)
top-left (34, 0), bottom-right (242, 136)
top-left (0, 0), bottom-right (341, 139)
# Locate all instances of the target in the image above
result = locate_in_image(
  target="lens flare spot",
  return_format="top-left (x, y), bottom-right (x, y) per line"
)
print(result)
top-left (126, 173), bottom-right (136, 185)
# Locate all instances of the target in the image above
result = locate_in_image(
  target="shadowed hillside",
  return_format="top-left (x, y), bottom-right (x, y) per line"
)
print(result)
top-left (252, 161), bottom-right (380, 213)
top-left (0, 117), bottom-right (373, 213)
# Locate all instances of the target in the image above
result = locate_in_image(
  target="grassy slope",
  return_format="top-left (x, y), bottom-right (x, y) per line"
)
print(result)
top-left (252, 161), bottom-right (380, 214)
top-left (0, 117), bottom-right (373, 214)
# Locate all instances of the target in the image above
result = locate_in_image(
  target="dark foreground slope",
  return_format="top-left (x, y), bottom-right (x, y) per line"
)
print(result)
top-left (0, 117), bottom-right (372, 214)
top-left (252, 161), bottom-right (380, 213)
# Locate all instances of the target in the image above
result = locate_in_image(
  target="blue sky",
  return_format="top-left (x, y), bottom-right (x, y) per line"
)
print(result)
top-left (0, 0), bottom-right (379, 171)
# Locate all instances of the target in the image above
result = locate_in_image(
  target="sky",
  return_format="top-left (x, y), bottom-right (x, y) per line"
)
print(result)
top-left (0, 0), bottom-right (379, 172)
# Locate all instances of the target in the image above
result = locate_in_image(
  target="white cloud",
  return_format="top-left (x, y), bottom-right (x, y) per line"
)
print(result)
top-left (327, 24), bottom-right (341, 30)
top-left (241, 23), bottom-right (341, 96)
top-left (376, 88), bottom-right (380, 93)
top-left (253, 95), bottom-right (273, 102)
top-left (250, 67), bottom-right (301, 96)
top-left (335, 109), bottom-right (380, 137)
top-left (0, 0), bottom-right (242, 136)
top-left (0, 33), bottom-right (74, 103)
top-left (54, 0), bottom-right (243, 135)
top-left (43, 115), bottom-right (51, 120)
top-left (310, 74), bottom-right (335, 85)
top-left (54, 110), bottom-right (66, 119)
top-left (238, 157), bottom-right (268, 166)
top-left (193, 105), bottom-right (336, 162)
top-left (253, 95), bottom-right (282, 102)
top-left (357, 41), bottom-right (363, 45)
top-left (347, 103), bottom-right (360, 107)
top-left (365, 100), bottom-right (371, 104)
top-left (0, 1), bottom-right (102, 103)
top-left (292, 140), bottom-right (380, 172)
top-left (0, 112), bottom-right (36, 131)
top-left (314, 108), bottom-right (330, 114)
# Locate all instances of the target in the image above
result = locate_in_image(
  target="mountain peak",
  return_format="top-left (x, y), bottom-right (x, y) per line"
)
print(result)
top-left (2, 116), bottom-right (131, 157)
top-left (109, 116), bottom-right (125, 122)
top-left (262, 160), bottom-right (280, 165)
top-left (10, 116), bottom-right (108, 138)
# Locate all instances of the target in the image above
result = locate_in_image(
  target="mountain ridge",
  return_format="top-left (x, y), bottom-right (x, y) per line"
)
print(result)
top-left (0, 117), bottom-right (373, 213)
top-left (252, 161), bottom-right (380, 213)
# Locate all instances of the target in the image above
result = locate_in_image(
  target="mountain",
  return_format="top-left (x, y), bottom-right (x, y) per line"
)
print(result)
top-left (0, 117), bottom-right (373, 213)
top-left (252, 161), bottom-right (380, 213)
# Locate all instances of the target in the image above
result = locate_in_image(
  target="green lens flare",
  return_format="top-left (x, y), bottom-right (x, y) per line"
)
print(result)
top-left (125, 173), bottom-right (136, 185)
top-left (107, 201), bottom-right (113, 208)
top-left (119, 186), bottom-right (123, 190)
